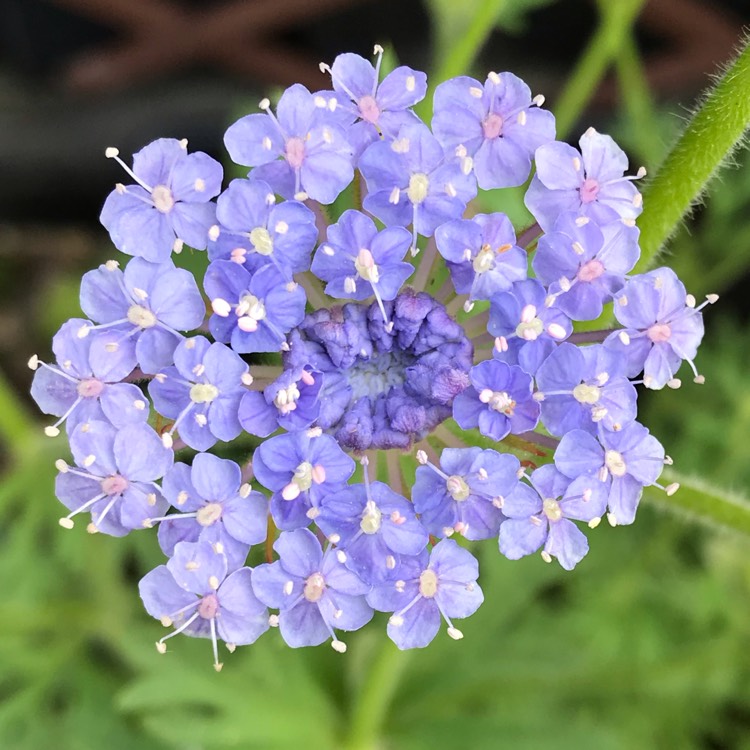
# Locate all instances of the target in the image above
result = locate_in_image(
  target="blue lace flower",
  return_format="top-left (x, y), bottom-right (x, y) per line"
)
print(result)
top-left (101, 138), bottom-right (222, 261)
top-left (525, 127), bottom-right (646, 232)
top-left (488, 279), bottom-right (572, 375)
top-left (498, 464), bottom-right (608, 570)
top-left (534, 343), bottom-right (637, 436)
top-left (359, 122), bottom-right (477, 246)
top-left (148, 336), bottom-right (250, 450)
top-left (208, 178), bottom-right (317, 279)
top-left (317, 466), bottom-right (428, 585)
top-left (532, 213), bottom-right (640, 321)
top-left (253, 429), bottom-right (355, 530)
top-left (434, 212), bottom-right (528, 302)
top-left (453, 360), bottom-right (540, 440)
top-left (30, 318), bottom-right (149, 437)
top-left (139, 540), bottom-right (269, 671)
top-left (367, 538), bottom-right (483, 648)
top-left (79, 257), bottom-right (205, 374)
top-left (55, 420), bottom-right (172, 534)
top-left (603, 267), bottom-right (714, 389)
top-left (224, 84), bottom-right (354, 203)
top-left (318, 46), bottom-right (428, 156)
top-left (150, 453), bottom-right (268, 569)
top-left (432, 71), bottom-right (555, 189)
top-left (35, 51), bottom-right (709, 662)
top-left (412, 447), bottom-right (519, 540)
top-left (205, 262), bottom-right (306, 353)
top-left (554, 423), bottom-right (672, 526)
top-left (252, 528), bottom-right (373, 652)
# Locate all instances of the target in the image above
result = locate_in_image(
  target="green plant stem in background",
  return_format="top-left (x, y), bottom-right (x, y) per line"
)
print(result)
top-left (553, 0), bottom-right (646, 140)
top-left (344, 639), bottom-right (409, 750)
top-left (635, 35), bottom-right (750, 271)
top-left (0, 367), bottom-right (35, 457)
top-left (646, 472), bottom-right (750, 536)
top-left (416, 0), bottom-right (506, 121)
top-left (615, 34), bottom-right (662, 168)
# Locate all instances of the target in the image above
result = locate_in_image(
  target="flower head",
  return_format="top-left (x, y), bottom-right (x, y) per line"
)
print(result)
top-left (140, 540), bottom-right (269, 670)
top-left (368, 539), bottom-right (484, 648)
top-left (30, 318), bottom-right (149, 436)
top-left (318, 47), bottom-right (428, 156)
top-left (55, 420), bottom-right (172, 535)
top-left (34, 50), bottom-right (708, 663)
top-left (499, 464), bottom-right (608, 570)
top-left (432, 71), bottom-right (555, 189)
top-left (149, 336), bottom-right (249, 450)
top-left (224, 84), bottom-right (354, 203)
top-left (101, 139), bottom-right (222, 261)
top-left (152, 453), bottom-right (268, 569)
top-left (79, 257), bottom-right (204, 374)
top-left (252, 528), bottom-right (372, 652)
top-left (525, 128), bottom-right (645, 231)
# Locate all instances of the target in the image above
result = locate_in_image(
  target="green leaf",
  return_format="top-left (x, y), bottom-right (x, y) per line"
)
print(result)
top-left (118, 637), bottom-right (340, 750)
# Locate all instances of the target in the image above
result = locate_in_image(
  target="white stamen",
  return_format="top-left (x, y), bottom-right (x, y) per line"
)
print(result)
top-left (211, 297), bottom-right (232, 318)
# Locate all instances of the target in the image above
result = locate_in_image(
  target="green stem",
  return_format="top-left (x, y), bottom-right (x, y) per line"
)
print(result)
top-left (553, 0), bottom-right (646, 139)
top-left (615, 34), bottom-right (662, 168)
top-left (635, 36), bottom-right (750, 271)
top-left (0, 367), bottom-right (36, 454)
top-left (645, 471), bottom-right (750, 536)
top-left (344, 638), bottom-right (409, 750)
top-left (416, 0), bottom-right (506, 121)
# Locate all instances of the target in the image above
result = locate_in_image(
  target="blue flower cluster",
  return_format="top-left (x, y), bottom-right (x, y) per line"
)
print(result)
top-left (30, 47), bottom-right (715, 669)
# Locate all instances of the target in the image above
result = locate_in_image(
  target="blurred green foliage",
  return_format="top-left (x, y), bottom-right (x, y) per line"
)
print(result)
top-left (2, 1), bottom-right (750, 748)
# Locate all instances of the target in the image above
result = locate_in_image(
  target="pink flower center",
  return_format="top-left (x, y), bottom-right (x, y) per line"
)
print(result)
top-left (647, 323), bottom-right (672, 343)
top-left (100, 474), bottom-right (128, 496)
top-left (285, 137), bottom-right (306, 169)
top-left (577, 259), bottom-right (605, 282)
top-left (482, 113), bottom-right (504, 139)
top-left (358, 95), bottom-right (380, 124)
top-left (580, 178), bottom-right (600, 204)
top-left (77, 378), bottom-right (105, 399)
top-left (198, 593), bottom-right (220, 619)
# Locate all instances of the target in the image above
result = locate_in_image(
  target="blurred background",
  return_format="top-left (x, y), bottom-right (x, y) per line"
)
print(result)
top-left (2, 1), bottom-right (750, 748)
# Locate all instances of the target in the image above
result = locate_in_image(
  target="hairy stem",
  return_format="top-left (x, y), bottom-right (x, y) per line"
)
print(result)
top-left (645, 471), bottom-right (750, 536)
top-left (635, 36), bottom-right (750, 271)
